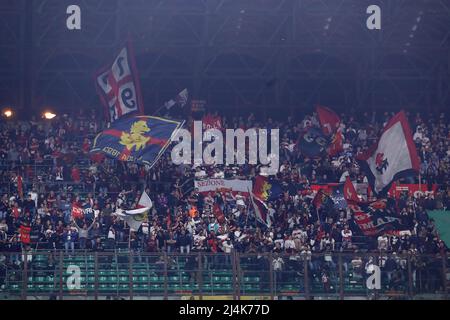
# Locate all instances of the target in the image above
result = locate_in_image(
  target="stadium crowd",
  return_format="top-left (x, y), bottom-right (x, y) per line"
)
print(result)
top-left (0, 108), bottom-right (448, 273)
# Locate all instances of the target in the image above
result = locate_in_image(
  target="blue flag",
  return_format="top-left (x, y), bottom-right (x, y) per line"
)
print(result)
top-left (298, 127), bottom-right (329, 158)
top-left (91, 115), bottom-right (183, 168)
top-left (254, 176), bottom-right (283, 201)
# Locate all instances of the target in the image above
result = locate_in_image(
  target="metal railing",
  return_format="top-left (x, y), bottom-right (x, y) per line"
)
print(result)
top-left (0, 251), bottom-right (448, 300)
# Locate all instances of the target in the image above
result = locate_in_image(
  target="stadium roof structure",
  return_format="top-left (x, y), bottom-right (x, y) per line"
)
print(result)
top-left (1, 0), bottom-right (450, 115)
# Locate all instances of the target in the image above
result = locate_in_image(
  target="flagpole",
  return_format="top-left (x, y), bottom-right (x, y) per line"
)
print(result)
top-left (418, 172), bottom-right (422, 195)
top-left (246, 188), bottom-right (253, 227)
top-left (153, 104), bottom-right (167, 117)
top-left (316, 207), bottom-right (321, 225)
top-left (128, 223), bottom-right (131, 251)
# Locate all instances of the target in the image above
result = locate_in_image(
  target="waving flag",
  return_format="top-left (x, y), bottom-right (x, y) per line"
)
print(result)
top-left (316, 105), bottom-right (343, 156)
top-left (328, 130), bottom-right (344, 157)
top-left (249, 193), bottom-right (271, 227)
top-left (313, 189), bottom-right (334, 210)
top-left (91, 115), bottom-right (183, 168)
top-left (82, 204), bottom-right (98, 221)
top-left (137, 190), bottom-right (153, 209)
top-left (116, 191), bottom-right (153, 231)
top-left (165, 88), bottom-right (189, 110)
top-left (357, 111), bottom-right (420, 195)
top-left (349, 202), bottom-right (406, 237)
top-left (71, 204), bottom-right (99, 221)
top-left (316, 105), bottom-right (340, 136)
top-left (253, 176), bottom-right (283, 202)
top-left (298, 127), bottom-right (329, 158)
top-left (95, 41), bottom-right (144, 123)
top-left (213, 204), bottom-right (226, 224)
top-left (344, 177), bottom-right (360, 203)
top-left (71, 204), bottom-right (84, 220)
top-left (116, 207), bottom-right (149, 232)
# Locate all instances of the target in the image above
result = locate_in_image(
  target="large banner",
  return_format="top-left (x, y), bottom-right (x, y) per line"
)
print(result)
top-left (194, 179), bottom-right (252, 194)
top-left (91, 115), bottom-right (183, 167)
top-left (349, 202), bottom-right (406, 236)
top-left (95, 41), bottom-right (144, 123)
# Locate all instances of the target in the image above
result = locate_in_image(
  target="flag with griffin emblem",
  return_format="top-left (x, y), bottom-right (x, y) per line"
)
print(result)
top-left (91, 115), bottom-right (184, 168)
top-left (253, 176), bottom-right (283, 202)
top-left (357, 111), bottom-right (420, 196)
top-left (298, 127), bottom-right (329, 158)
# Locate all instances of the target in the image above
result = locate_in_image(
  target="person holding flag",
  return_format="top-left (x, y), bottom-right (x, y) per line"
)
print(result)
top-left (114, 190), bottom-right (153, 249)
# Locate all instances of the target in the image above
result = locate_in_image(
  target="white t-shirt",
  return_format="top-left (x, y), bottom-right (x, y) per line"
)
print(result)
top-left (284, 239), bottom-right (296, 250)
top-left (141, 222), bottom-right (149, 235)
top-left (108, 230), bottom-right (116, 240)
top-left (342, 230), bottom-right (352, 240)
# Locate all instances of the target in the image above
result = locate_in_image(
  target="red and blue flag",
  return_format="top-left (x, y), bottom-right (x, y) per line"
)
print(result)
top-left (91, 115), bottom-right (183, 168)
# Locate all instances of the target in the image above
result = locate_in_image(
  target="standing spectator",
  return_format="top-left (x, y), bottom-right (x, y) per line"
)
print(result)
top-left (107, 226), bottom-right (116, 250)
top-left (272, 253), bottom-right (285, 287)
top-left (73, 218), bottom-right (95, 250)
top-left (341, 225), bottom-right (352, 249)
top-left (62, 226), bottom-right (77, 255)
top-left (177, 229), bottom-right (192, 254)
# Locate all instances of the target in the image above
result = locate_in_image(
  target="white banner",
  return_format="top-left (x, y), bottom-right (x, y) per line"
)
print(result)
top-left (194, 179), bottom-right (252, 194)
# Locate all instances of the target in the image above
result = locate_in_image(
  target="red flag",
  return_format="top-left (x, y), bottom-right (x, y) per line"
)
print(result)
top-left (71, 204), bottom-right (84, 219)
top-left (253, 176), bottom-right (269, 201)
top-left (328, 130), bottom-right (344, 157)
top-left (313, 189), bottom-right (332, 209)
top-left (202, 114), bottom-right (222, 131)
top-left (343, 177), bottom-right (360, 203)
top-left (316, 105), bottom-right (340, 136)
top-left (316, 105), bottom-right (343, 156)
top-left (19, 225), bottom-right (31, 245)
top-left (213, 204), bottom-right (225, 224)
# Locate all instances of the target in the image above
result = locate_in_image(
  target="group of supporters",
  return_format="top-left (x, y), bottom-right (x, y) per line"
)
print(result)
top-left (0, 108), bottom-right (448, 272)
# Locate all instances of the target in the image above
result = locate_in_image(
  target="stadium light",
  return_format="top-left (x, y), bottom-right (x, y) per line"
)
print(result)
top-left (2, 108), bottom-right (13, 118)
top-left (43, 111), bottom-right (57, 120)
